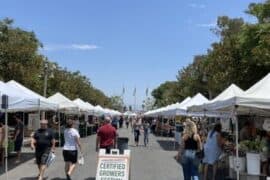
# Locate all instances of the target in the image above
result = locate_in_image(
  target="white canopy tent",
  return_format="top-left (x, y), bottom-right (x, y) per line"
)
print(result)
top-left (123, 111), bottom-right (137, 117)
top-left (47, 92), bottom-right (79, 114)
top-left (144, 97), bottom-right (192, 117)
top-left (190, 73), bottom-right (270, 180)
top-left (204, 73), bottom-right (270, 115)
top-left (0, 81), bottom-right (41, 112)
top-left (94, 105), bottom-right (106, 116)
top-left (161, 93), bottom-right (209, 116)
top-left (84, 102), bottom-right (95, 115)
top-left (0, 81), bottom-right (52, 180)
top-left (188, 84), bottom-right (244, 117)
top-left (73, 98), bottom-right (92, 113)
top-left (7, 80), bottom-right (58, 111)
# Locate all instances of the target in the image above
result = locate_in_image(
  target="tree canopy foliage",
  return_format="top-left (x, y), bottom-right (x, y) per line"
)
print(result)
top-left (152, 0), bottom-right (270, 108)
top-left (0, 18), bottom-right (118, 109)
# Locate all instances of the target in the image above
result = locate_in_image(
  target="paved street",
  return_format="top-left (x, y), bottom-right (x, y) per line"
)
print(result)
top-left (0, 128), bottom-right (183, 180)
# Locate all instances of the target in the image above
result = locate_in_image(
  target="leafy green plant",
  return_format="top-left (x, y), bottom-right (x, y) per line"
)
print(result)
top-left (239, 139), bottom-right (263, 153)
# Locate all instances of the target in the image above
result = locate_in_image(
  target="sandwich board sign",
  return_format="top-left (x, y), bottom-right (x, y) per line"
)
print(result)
top-left (96, 149), bottom-right (130, 180)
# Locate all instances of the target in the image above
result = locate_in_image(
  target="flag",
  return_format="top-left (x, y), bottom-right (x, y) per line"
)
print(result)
top-left (146, 88), bottom-right (149, 96)
top-left (133, 87), bottom-right (136, 96)
top-left (122, 86), bottom-right (125, 95)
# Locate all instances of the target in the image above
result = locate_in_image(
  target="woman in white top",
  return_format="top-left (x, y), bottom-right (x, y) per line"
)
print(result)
top-left (63, 119), bottom-right (82, 180)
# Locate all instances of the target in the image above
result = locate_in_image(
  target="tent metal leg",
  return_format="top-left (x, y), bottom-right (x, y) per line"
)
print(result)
top-left (5, 109), bottom-right (8, 180)
top-left (58, 111), bottom-right (61, 147)
top-left (234, 108), bottom-right (240, 180)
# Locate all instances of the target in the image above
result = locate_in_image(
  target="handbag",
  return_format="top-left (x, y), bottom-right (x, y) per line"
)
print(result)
top-left (195, 149), bottom-right (204, 159)
top-left (78, 155), bottom-right (84, 165)
top-left (46, 152), bottom-right (56, 167)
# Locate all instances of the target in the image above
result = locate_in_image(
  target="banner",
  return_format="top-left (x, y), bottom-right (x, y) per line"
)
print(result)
top-left (96, 149), bottom-right (130, 180)
top-left (28, 113), bottom-right (40, 130)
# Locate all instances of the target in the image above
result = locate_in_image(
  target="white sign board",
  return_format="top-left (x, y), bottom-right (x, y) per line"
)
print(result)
top-left (96, 149), bottom-right (130, 180)
top-left (28, 113), bottom-right (40, 130)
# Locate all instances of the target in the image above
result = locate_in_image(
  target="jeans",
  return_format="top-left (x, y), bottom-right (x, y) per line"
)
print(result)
top-left (181, 150), bottom-right (199, 180)
top-left (134, 130), bottom-right (140, 142)
top-left (144, 129), bottom-right (149, 146)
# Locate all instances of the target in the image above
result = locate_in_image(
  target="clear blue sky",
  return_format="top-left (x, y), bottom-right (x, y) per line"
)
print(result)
top-left (0, 0), bottom-right (261, 109)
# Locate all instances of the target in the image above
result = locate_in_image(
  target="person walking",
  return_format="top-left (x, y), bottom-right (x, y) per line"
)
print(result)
top-left (143, 120), bottom-right (150, 147)
top-left (133, 119), bottom-right (141, 146)
top-left (125, 118), bottom-right (129, 129)
top-left (151, 119), bottom-right (157, 134)
top-left (63, 119), bottom-right (82, 180)
top-left (176, 119), bottom-right (202, 180)
top-left (119, 116), bottom-right (124, 128)
top-left (14, 115), bottom-right (24, 163)
top-left (111, 116), bottom-right (118, 130)
top-left (31, 119), bottom-right (56, 180)
top-left (203, 123), bottom-right (223, 180)
top-left (96, 116), bottom-right (117, 154)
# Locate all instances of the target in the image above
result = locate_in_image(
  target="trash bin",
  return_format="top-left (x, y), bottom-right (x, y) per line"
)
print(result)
top-left (117, 137), bottom-right (129, 154)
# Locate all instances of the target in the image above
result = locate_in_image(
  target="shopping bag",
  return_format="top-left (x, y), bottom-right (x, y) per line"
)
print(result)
top-left (78, 155), bottom-right (84, 165)
top-left (46, 152), bottom-right (56, 167)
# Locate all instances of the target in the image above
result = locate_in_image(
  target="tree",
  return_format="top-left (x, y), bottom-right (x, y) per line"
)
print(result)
top-left (151, 81), bottom-right (179, 107)
top-left (108, 96), bottom-right (124, 112)
top-left (142, 97), bottom-right (155, 111)
top-left (152, 0), bottom-right (270, 105)
top-left (0, 18), bottom-right (44, 93)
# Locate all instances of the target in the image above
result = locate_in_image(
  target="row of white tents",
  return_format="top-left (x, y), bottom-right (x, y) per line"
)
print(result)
top-left (0, 80), bottom-right (122, 116)
top-left (144, 73), bottom-right (270, 180)
top-left (145, 73), bottom-right (270, 118)
top-left (0, 80), bottom-right (122, 180)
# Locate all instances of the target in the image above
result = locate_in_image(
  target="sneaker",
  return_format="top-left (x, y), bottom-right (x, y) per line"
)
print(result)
top-left (66, 174), bottom-right (71, 180)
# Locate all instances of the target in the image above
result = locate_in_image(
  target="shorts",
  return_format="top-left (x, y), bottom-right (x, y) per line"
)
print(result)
top-left (100, 145), bottom-right (114, 154)
top-left (63, 150), bottom-right (78, 164)
top-left (14, 138), bottom-right (23, 151)
top-left (35, 149), bottom-right (50, 165)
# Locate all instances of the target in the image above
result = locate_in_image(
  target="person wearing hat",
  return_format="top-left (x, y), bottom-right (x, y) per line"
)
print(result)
top-left (63, 119), bottom-right (82, 180)
top-left (96, 116), bottom-right (117, 154)
top-left (31, 119), bottom-right (55, 180)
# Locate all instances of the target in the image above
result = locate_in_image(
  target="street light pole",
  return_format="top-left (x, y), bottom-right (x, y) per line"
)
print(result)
top-left (43, 63), bottom-right (48, 98)
top-left (42, 61), bottom-right (49, 119)
top-left (203, 72), bottom-right (213, 100)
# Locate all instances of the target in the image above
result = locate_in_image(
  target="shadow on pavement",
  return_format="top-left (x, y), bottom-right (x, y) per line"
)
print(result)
top-left (0, 152), bottom-right (35, 176)
top-left (51, 178), bottom-right (66, 180)
top-left (128, 144), bottom-right (145, 148)
top-left (85, 178), bottom-right (96, 180)
top-left (20, 177), bottom-right (48, 180)
top-left (156, 140), bottom-right (179, 151)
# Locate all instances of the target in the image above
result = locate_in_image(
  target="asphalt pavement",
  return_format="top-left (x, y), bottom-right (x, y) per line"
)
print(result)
top-left (0, 127), bottom-right (183, 180)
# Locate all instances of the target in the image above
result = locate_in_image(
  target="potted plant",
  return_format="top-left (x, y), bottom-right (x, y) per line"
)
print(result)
top-left (239, 138), bottom-right (263, 175)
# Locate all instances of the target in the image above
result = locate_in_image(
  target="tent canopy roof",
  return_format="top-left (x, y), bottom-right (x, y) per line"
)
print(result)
top-left (48, 92), bottom-right (79, 113)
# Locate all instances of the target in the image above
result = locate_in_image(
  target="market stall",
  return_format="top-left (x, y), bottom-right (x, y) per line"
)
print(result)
top-left (188, 73), bottom-right (270, 180)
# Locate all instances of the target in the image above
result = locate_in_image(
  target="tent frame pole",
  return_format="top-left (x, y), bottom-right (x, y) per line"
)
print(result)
top-left (58, 111), bottom-right (61, 147)
top-left (233, 106), bottom-right (240, 180)
top-left (22, 112), bottom-right (25, 148)
top-left (5, 109), bottom-right (8, 180)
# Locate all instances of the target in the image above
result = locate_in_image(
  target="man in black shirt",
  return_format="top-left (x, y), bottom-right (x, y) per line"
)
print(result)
top-left (14, 115), bottom-right (24, 163)
top-left (31, 119), bottom-right (55, 180)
